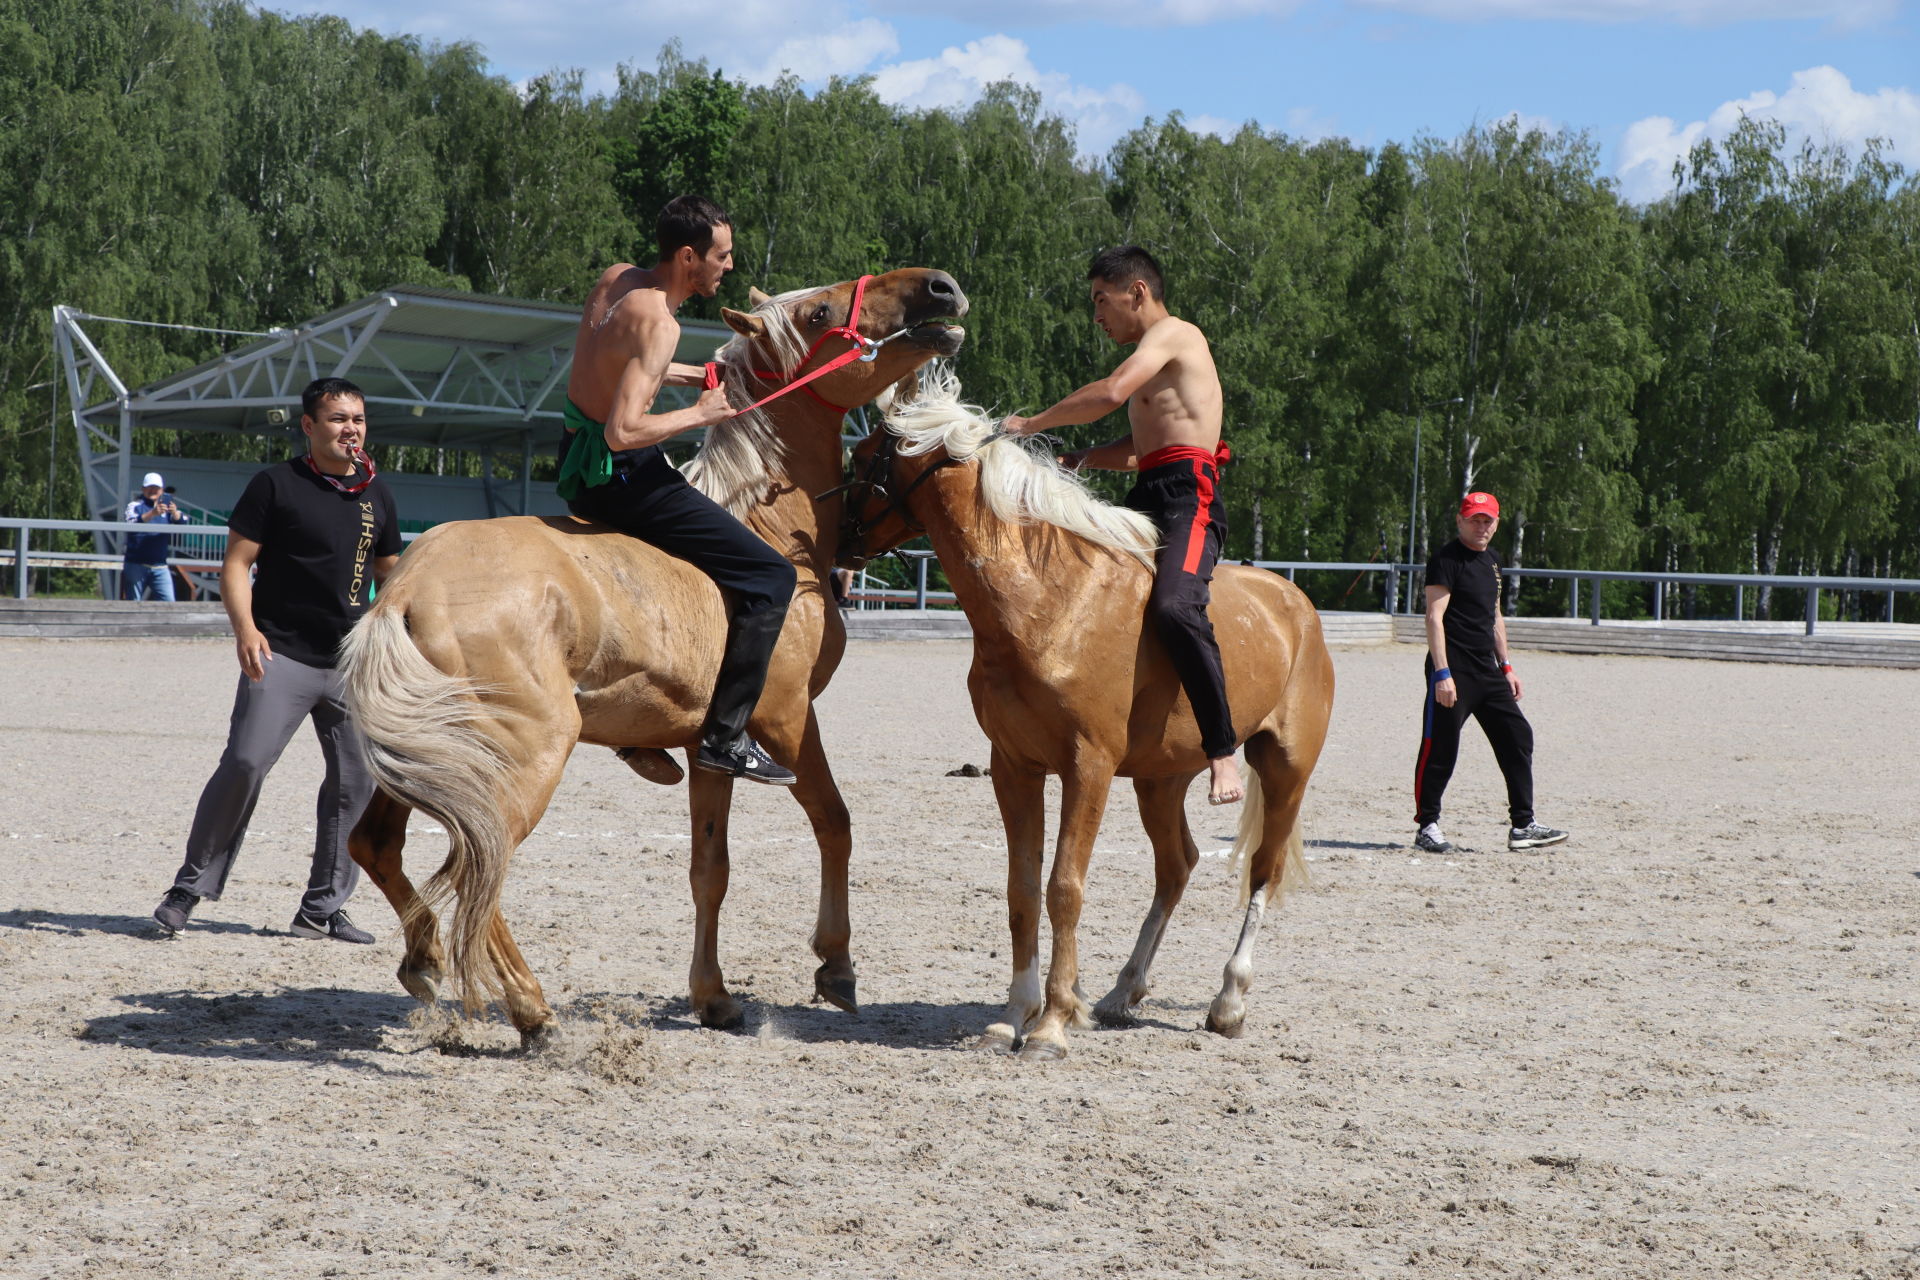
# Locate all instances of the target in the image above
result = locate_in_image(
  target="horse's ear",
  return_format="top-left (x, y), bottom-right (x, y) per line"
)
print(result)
top-left (722, 307), bottom-right (766, 339)
top-left (747, 286), bottom-right (772, 307)
top-left (888, 371), bottom-right (920, 408)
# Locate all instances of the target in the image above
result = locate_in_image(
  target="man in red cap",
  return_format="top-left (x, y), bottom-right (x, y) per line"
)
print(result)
top-left (1413, 490), bottom-right (1568, 853)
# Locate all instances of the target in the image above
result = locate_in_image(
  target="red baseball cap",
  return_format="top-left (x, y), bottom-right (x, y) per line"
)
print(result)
top-left (1459, 491), bottom-right (1500, 519)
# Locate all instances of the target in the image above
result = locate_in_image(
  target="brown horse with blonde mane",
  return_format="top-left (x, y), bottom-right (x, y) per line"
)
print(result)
top-left (840, 368), bottom-right (1334, 1060)
top-left (338, 269), bottom-right (967, 1045)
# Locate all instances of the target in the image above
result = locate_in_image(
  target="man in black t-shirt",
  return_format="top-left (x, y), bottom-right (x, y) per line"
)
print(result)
top-left (152, 377), bottom-right (403, 941)
top-left (1413, 491), bottom-right (1568, 854)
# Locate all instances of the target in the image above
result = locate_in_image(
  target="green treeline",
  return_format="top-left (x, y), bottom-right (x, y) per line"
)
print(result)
top-left (5, 1), bottom-right (1919, 615)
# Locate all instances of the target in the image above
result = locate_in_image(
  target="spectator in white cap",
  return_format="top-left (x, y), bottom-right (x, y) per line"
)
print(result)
top-left (123, 473), bottom-right (187, 601)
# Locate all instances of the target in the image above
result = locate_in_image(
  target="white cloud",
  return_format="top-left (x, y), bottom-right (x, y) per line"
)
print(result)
top-left (1186, 113), bottom-right (1245, 139)
top-left (866, 34), bottom-right (1147, 156)
top-left (1617, 66), bottom-right (1920, 202)
top-left (732, 20), bottom-right (900, 84)
top-left (867, 0), bottom-right (1305, 23)
top-left (1352, 0), bottom-right (1894, 24)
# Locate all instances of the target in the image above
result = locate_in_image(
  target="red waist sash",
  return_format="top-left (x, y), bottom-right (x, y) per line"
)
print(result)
top-left (1137, 441), bottom-right (1231, 471)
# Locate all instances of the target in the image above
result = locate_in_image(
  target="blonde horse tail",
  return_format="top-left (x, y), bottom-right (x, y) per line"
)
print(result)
top-left (1227, 762), bottom-right (1309, 910)
top-left (339, 607), bottom-right (513, 1013)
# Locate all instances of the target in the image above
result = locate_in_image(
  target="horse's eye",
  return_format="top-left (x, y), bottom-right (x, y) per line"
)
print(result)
top-left (810, 305), bottom-right (829, 325)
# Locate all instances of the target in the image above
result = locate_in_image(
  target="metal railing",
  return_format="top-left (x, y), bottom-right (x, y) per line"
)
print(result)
top-left (9, 517), bottom-right (1918, 637)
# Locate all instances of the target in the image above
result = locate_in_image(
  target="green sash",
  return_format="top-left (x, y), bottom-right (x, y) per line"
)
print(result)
top-left (557, 397), bottom-right (614, 500)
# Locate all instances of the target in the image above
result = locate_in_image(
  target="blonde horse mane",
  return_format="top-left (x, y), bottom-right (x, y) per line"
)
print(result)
top-left (881, 365), bottom-right (1161, 566)
top-left (682, 285), bottom-right (819, 516)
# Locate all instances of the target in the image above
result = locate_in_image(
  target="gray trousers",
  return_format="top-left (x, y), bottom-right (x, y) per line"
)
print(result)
top-left (171, 656), bottom-right (371, 919)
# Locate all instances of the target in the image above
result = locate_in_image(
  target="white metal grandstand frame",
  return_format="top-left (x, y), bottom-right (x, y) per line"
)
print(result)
top-left (52, 286), bottom-right (732, 557)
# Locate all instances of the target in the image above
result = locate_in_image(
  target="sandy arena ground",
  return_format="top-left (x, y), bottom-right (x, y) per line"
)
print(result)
top-left (1, 634), bottom-right (1916, 1278)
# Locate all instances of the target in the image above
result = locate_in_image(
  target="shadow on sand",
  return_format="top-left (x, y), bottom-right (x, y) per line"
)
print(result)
top-left (78, 987), bottom-right (427, 1073)
top-left (0, 908), bottom-right (254, 939)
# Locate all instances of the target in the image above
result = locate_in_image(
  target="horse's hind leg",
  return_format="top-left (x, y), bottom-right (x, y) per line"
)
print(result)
top-left (1208, 726), bottom-right (1317, 1038)
top-left (348, 789), bottom-right (447, 1005)
top-left (1095, 772), bottom-right (1202, 1026)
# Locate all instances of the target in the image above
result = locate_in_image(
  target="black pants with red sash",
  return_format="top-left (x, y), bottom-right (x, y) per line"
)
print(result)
top-left (1125, 444), bottom-right (1234, 760)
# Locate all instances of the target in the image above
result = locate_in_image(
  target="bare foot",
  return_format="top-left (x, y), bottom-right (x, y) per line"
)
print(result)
top-left (1207, 755), bottom-right (1243, 806)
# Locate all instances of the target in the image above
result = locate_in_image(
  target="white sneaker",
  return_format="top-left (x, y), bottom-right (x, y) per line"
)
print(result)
top-left (1413, 823), bottom-right (1451, 853)
top-left (1508, 823), bottom-right (1569, 851)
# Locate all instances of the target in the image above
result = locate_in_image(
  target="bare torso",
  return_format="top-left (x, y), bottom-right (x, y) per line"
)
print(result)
top-left (1124, 316), bottom-right (1223, 456)
top-left (567, 264), bottom-right (676, 424)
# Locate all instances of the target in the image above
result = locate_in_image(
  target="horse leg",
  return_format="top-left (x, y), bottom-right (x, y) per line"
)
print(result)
top-left (780, 707), bottom-right (858, 1014)
top-left (460, 732), bottom-right (572, 1047)
top-left (1208, 728), bottom-right (1314, 1038)
top-left (1019, 762), bottom-right (1115, 1062)
top-left (1094, 772), bottom-right (1202, 1026)
top-left (979, 746), bottom-right (1046, 1054)
top-left (687, 767), bottom-right (744, 1029)
top-left (347, 789), bottom-right (446, 1005)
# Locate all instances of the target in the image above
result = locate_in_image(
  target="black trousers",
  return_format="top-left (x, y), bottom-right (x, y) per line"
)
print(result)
top-left (568, 445), bottom-right (796, 750)
top-left (1413, 661), bottom-right (1534, 829)
top-left (1125, 456), bottom-right (1235, 759)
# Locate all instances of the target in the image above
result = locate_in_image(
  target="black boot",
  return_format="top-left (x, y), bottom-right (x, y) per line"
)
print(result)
top-left (693, 606), bottom-right (797, 786)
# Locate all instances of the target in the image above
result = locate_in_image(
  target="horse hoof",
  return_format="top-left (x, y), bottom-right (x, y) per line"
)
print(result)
top-left (814, 967), bottom-right (859, 1016)
top-left (698, 998), bottom-right (746, 1031)
top-left (519, 1021), bottom-right (563, 1054)
top-left (1017, 1036), bottom-right (1068, 1063)
top-left (398, 965), bottom-right (441, 1005)
top-left (615, 746), bottom-right (684, 786)
top-left (1205, 1007), bottom-right (1247, 1039)
top-left (1093, 998), bottom-right (1140, 1028)
top-left (974, 1025), bottom-right (1017, 1054)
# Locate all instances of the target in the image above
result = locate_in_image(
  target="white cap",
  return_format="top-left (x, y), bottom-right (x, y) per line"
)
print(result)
top-left (142, 472), bottom-right (165, 488)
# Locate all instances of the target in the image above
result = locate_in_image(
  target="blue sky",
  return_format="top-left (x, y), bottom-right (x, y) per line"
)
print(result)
top-left (296, 0), bottom-right (1918, 201)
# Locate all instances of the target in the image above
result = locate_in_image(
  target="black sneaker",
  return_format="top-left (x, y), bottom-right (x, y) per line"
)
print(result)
top-left (290, 909), bottom-right (375, 944)
top-left (693, 736), bottom-right (798, 786)
top-left (1508, 823), bottom-right (1569, 851)
top-left (153, 888), bottom-right (199, 935)
top-left (1413, 823), bottom-right (1451, 853)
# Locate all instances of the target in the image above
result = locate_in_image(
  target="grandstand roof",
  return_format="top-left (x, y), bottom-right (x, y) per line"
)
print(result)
top-left (61, 284), bottom-right (733, 452)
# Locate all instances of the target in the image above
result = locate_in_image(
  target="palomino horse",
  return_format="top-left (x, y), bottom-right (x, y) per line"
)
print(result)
top-left (338, 268), bottom-right (968, 1044)
top-left (838, 370), bottom-right (1334, 1060)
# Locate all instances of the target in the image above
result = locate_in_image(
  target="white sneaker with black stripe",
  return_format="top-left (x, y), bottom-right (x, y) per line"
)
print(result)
top-left (1413, 823), bottom-right (1451, 853)
top-left (1508, 823), bottom-right (1569, 851)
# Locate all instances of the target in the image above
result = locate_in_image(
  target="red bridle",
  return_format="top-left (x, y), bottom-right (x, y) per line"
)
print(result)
top-left (712, 274), bottom-right (894, 419)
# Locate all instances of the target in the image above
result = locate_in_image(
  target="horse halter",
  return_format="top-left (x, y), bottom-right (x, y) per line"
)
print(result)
top-left (819, 430), bottom-right (958, 565)
top-left (741, 275), bottom-right (915, 416)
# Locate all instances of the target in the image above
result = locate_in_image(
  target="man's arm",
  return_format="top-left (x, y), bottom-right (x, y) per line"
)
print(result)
top-left (1001, 323), bottom-right (1183, 438)
top-left (221, 534), bottom-right (271, 681)
top-left (372, 554), bottom-right (400, 587)
top-left (1424, 585), bottom-right (1458, 708)
top-left (661, 361), bottom-right (711, 388)
top-left (1493, 598), bottom-right (1522, 699)
top-left (1059, 435), bottom-right (1140, 472)
top-left (602, 305), bottom-right (731, 451)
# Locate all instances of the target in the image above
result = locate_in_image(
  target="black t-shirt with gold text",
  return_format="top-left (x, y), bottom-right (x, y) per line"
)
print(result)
top-left (227, 458), bottom-right (402, 668)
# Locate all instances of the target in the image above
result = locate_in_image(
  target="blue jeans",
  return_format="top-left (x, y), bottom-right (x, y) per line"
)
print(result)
top-left (122, 562), bottom-right (175, 602)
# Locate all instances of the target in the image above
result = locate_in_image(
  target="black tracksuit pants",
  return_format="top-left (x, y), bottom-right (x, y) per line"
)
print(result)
top-left (1413, 659), bottom-right (1534, 829)
top-left (1125, 454), bottom-right (1235, 760)
top-left (567, 444), bottom-right (796, 751)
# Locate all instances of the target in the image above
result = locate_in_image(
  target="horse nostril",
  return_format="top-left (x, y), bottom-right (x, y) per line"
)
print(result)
top-left (928, 275), bottom-right (957, 301)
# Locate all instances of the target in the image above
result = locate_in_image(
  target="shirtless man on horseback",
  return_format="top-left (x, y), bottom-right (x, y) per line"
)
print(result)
top-left (560, 194), bottom-right (798, 785)
top-left (1002, 246), bottom-right (1242, 806)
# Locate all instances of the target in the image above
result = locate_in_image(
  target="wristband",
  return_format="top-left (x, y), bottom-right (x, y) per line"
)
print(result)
top-left (1431, 667), bottom-right (1451, 682)
top-left (1500, 663), bottom-right (1514, 673)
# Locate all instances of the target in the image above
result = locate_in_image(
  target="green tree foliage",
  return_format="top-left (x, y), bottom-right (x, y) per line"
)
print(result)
top-left (4, 3), bottom-right (1918, 617)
